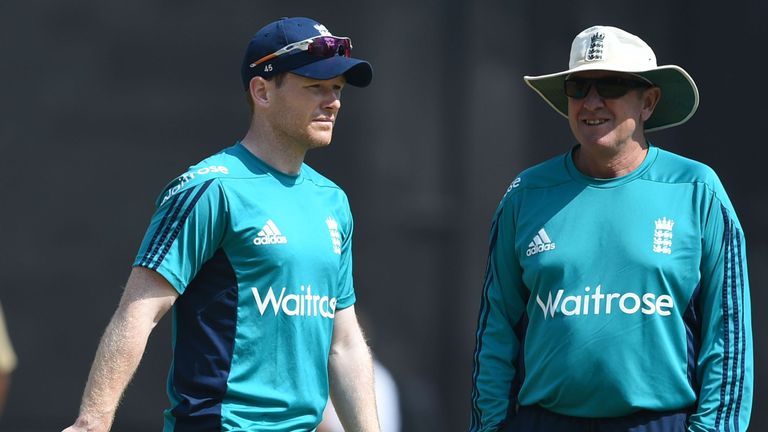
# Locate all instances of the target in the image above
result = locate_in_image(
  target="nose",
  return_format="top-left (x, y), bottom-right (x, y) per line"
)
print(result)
top-left (581, 85), bottom-right (604, 110)
top-left (323, 90), bottom-right (341, 112)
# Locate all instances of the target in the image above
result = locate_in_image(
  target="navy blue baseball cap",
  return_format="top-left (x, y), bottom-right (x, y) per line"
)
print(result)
top-left (241, 17), bottom-right (373, 89)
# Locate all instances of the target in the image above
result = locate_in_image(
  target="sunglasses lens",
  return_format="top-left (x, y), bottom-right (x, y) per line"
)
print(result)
top-left (307, 37), bottom-right (352, 58)
top-left (564, 79), bottom-right (590, 98)
top-left (595, 78), bottom-right (632, 98)
top-left (565, 77), bottom-right (648, 99)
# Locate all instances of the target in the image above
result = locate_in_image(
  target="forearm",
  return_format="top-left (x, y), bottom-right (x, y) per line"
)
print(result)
top-left (470, 268), bottom-right (523, 428)
top-left (0, 372), bottom-right (9, 417)
top-left (688, 322), bottom-right (753, 431)
top-left (71, 301), bottom-right (157, 431)
top-left (690, 203), bottom-right (753, 431)
top-left (327, 310), bottom-right (379, 432)
top-left (470, 316), bottom-right (519, 431)
top-left (69, 267), bottom-right (178, 432)
top-left (328, 343), bottom-right (378, 431)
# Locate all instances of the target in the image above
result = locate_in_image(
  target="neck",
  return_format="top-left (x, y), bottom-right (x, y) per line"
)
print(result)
top-left (573, 140), bottom-right (649, 179)
top-left (240, 125), bottom-right (306, 176)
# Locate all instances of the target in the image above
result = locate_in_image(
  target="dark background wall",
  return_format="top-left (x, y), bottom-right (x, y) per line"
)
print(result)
top-left (1, 1), bottom-right (765, 431)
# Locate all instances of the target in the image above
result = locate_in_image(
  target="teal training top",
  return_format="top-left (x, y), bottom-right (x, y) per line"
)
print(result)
top-left (134, 142), bottom-right (355, 431)
top-left (470, 145), bottom-right (752, 432)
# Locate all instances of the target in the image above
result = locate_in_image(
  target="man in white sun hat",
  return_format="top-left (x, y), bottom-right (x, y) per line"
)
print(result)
top-left (470, 25), bottom-right (752, 432)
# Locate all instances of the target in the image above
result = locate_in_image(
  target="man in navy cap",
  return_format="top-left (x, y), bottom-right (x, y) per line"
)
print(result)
top-left (64, 17), bottom-right (379, 432)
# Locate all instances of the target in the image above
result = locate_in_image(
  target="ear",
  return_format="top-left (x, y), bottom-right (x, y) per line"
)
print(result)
top-left (248, 76), bottom-right (270, 108)
top-left (641, 86), bottom-right (662, 122)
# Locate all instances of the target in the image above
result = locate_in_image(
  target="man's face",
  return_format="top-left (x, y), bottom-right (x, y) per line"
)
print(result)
top-left (566, 71), bottom-right (658, 152)
top-left (266, 73), bottom-right (345, 150)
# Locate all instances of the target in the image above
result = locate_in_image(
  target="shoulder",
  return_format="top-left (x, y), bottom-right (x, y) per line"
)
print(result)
top-left (155, 148), bottom-right (246, 208)
top-left (645, 147), bottom-right (734, 204)
top-left (302, 164), bottom-right (350, 208)
top-left (500, 153), bottom-right (571, 202)
top-left (301, 165), bottom-right (353, 227)
top-left (648, 147), bottom-right (741, 222)
top-left (302, 164), bottom-right (344, 191)
top-left (647, 147), bottom-right (720, 185)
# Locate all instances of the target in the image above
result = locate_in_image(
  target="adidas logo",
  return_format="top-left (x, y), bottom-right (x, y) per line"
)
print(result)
top-left (526, 228), bottom-right (556, 257)
top-left (253, 219), bottom-right (288, 245)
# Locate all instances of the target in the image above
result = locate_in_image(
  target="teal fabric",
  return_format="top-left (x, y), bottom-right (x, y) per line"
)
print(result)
top-left (470, 145), bottom-right (752, 431)
top-left (135, 142), bottom-right (355, 431)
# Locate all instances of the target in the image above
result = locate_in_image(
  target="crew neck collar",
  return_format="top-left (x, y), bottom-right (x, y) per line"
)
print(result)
top-left (234, 141), bottom-right (304, 186)
top-left (565, 144), bottom-right (657, 188)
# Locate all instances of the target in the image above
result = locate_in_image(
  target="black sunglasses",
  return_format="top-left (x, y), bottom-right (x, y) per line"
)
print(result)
top-left (564, 76), bottom-right (651, 99)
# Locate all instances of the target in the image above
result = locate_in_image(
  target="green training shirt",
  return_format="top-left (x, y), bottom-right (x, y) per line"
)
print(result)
top-left (470, 145), bottom-right (752, 432)
top-left (134, 142), bottom-right (355, 431)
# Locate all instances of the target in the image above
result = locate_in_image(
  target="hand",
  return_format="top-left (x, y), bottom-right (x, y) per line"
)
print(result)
top-left (62, 416), bottom-right (111, 432)
top-left (62, 424), bottom-right (108, 432)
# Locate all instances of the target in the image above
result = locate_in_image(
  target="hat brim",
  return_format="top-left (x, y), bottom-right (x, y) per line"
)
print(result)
top-left (291, 56), bottom-right (373, 87)
top-left (523, 64), bottom-right (699, 132)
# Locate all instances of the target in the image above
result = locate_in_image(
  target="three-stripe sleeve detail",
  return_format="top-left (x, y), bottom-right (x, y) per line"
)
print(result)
top-left (469, 219), bottom-right (498, 431)
top-left (139, 180), bottom-right (215, 270)
top-left (470, 215), bottom-right (501, 431)
top-left (138, 189), bottom-right (190, 267)
top-left (714, 204), bottom-right (748, 431)
top-left (733, 233), bottom-right (747, 430)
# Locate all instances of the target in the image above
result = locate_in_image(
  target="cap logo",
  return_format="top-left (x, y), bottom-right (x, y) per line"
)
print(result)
top-left (585, 32), bottom-right (605, 62)
top-left (314, 24), bottom-right (332, 36)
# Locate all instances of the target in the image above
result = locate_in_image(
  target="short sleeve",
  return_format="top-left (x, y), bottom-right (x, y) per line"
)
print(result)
top-left (333, 195), bottom-right (355, 310)
top-left (133, 178), bottom-right (228, 293)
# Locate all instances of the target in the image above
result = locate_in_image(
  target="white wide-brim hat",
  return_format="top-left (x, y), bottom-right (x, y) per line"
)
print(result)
top-left (524, 25), bottom-right (699, 132)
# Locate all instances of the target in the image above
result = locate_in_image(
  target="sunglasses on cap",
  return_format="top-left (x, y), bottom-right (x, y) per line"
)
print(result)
top-left (564, 76), bottom-right (652, 99)
top-left (250, 36), bottom-right (352, 69)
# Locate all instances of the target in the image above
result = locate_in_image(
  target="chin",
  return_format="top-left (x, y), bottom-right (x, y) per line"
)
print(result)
top-left (309, 141), bottom-right (332, 150)
top-left (307, 136), bottom-right (333, 149)
top-left (577, 130), bottom-right (616, 148)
